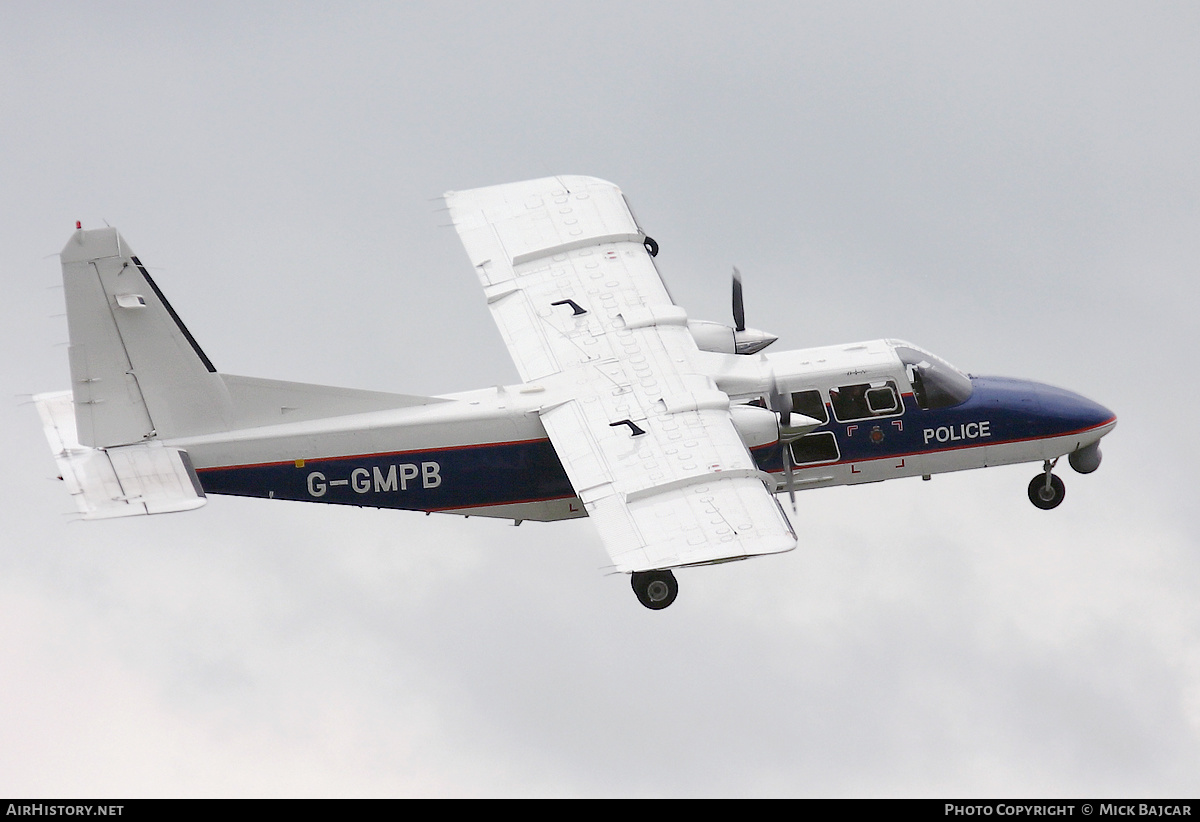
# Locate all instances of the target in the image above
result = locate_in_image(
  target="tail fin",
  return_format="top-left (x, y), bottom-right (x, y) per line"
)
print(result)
top-left (62, 227), bottom-right (231, 446)
top-left (42, 227), bottom-right (449, 518)
top-left (61, 227), bottom-right (449, 448)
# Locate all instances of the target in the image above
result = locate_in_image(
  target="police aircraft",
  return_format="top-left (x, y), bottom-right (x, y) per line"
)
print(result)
top-left (34, 176), bottom-right (1116, 610)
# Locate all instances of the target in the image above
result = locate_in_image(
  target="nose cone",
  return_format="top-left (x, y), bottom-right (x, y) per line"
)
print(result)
top-left (734, 327), bottom-right (778, 355)
top-left (969, 376), bottom-right (1116, 440)
top-left (1033, 381), bottom-right (1117, 435)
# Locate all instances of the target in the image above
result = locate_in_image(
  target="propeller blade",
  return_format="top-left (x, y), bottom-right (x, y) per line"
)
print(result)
top-left (783, 440), bottom-right (796, 512)
top-left (732, 266), bottom-right (745, 332)
top-left (767, 373), bottom-right (792, 428)
top-left (766, 368), bottom-right (798, 511)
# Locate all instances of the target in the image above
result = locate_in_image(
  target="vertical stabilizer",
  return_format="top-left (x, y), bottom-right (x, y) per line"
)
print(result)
top-left (62, 227), bottom-right (231, 446)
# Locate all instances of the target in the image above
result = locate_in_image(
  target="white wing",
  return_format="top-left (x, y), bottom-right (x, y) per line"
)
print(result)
top-left (445, 176), bottom-right (794, 572)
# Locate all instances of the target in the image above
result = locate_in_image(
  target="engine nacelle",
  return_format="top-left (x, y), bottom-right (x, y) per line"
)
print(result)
top-left (688, 320), bottom-right (736, 353)
top-left (687, 321), bottom-right (778, 355)
top-left (729, 404), bottom-right (780, 450)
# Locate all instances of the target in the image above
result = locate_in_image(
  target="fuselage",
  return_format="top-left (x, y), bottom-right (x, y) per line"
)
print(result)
top-left (178, 338), bottom-right (1115, 521)
top-left (746, 339), bottom-right (1116, 492)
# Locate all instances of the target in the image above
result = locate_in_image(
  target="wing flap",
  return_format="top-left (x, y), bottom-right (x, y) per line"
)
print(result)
top-left (619, 474), bottom-right (796, 570)
top-left (485, 288), bottom-right (564, 382)
top-left (538, 401), bottom-right (615, 499)
top-left (540, 398), bottom-right (794, 572)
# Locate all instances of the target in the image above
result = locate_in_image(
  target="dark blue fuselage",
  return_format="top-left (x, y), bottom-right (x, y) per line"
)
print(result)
top-left (753, 376), bottom-right (1115, 474)
top-left (198, 438), bottom-right (576, 514)
top-left (196, 377), bottom-right (1114, 515)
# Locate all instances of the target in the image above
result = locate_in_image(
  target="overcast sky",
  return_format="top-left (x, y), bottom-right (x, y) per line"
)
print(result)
top-left (2, 1), bottom-right (1197, 797)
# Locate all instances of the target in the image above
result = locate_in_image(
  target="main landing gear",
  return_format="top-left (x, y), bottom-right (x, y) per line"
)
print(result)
top-left (1028, 459), bottom-right (1065, 510)
top-left (632, 569), bottom-right (678, 610)
top-left (1027, 443), bottom-right (1106, 509)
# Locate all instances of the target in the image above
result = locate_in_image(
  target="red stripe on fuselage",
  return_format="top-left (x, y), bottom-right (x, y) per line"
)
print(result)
top-left (193, 437), bottom-right (556, 473)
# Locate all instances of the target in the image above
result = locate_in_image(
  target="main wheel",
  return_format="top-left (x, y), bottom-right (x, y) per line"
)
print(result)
top-left (643, 236), bottom-right (659, 257)
top-left (1028, 473), bottom-right (1066, 510)
top-left (631, 570), bottom-right (677, 610)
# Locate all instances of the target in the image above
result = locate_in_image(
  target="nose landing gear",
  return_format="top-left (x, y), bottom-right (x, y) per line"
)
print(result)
top-left (632, 569), bottom-right (678, 610)
top-left (1028, 459), bottom-right (1066, 509)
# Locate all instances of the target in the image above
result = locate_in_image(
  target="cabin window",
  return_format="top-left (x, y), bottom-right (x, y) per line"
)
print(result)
top-left (865, 385), bottom-right (899, 414)
top-left (830, 380), bottom-right (902, 422)
top-left (789, 389), bottom-right (828, 424)
top-left (790, 431), bottom-right (839, 465)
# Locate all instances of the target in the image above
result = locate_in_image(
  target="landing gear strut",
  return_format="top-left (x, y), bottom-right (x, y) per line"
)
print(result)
top-left (631, 569), bottom-right (678, 610)
top-left (1028, 459), bottom-right (1065, 510)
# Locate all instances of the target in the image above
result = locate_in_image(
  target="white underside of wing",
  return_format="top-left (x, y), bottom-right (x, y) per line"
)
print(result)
top-left (541, 400), bottom-right (795, 572)
top-left (446, 176), bottom-right (796, 572)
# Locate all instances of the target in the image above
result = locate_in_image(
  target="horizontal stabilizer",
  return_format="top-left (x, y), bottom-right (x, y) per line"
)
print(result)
top-left (35, 391), bottom-right (206, 519)
top-left (221, 374), bottom-right (448, 428)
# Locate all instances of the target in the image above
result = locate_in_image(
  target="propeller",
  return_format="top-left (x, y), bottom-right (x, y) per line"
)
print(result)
top-left (766, 372), bottom-right (797, 512)
top-left (732, 266), bottom-right (746, 333)
top-left (736, 268), bottom-right (798, 510)
top-left (729, 267), bottom-right (778, 354)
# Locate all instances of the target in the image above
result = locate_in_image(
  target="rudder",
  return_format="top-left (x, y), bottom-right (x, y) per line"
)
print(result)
top-left (62, 227), bottom-right (232, 446)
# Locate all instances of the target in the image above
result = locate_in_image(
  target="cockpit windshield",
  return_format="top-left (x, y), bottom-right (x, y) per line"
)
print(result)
top-left (894, 343), bottom-right (973, 410)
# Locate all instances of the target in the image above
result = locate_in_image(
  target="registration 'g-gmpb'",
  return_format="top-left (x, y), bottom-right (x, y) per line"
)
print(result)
top-left (34, 177), bottom-right (1116, 609)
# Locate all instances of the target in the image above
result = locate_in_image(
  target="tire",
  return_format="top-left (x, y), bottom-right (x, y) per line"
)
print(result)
top-left (631, 569), bottom-right (677, 610)
top-left (1028, 473), bottom-right (1066, 510)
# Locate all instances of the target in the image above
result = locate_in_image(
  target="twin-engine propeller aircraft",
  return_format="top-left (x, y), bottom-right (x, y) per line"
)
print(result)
top-left (34, 176), bottom-right (1116, 609)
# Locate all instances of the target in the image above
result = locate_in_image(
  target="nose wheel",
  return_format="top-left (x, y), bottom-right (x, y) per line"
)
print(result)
top-left (1028, 460), bottom-right (1065, 509)
top-left (631, 570), bottom-right (678, 610)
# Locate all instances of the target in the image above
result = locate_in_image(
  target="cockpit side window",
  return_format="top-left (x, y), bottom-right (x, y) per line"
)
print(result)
top-left (895, 346), bottom-right (973, 410)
